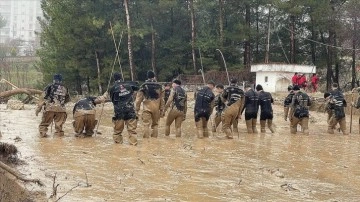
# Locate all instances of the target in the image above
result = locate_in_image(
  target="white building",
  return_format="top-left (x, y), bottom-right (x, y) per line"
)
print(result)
top-left (251, 64), bottom-right (316, 93)
top-left (0, 0), bottom-right (42, 53)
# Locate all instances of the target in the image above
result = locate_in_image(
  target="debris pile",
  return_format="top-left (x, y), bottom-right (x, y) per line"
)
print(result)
top-left (6, 99), bottom-right (25, 110)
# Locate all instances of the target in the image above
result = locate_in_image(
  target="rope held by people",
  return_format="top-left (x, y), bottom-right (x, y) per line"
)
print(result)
top-left (94, 22), bottom-right (123, 135)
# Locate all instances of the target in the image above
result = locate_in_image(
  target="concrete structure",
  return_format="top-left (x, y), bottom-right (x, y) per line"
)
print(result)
top-left (0, 0), bottom-right (42, 55)
top-left (251, 64), bottom-right (316, 93)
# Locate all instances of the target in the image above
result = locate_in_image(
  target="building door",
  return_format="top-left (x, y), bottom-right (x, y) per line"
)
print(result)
top-left (275, 78), bottom-right (291, 92)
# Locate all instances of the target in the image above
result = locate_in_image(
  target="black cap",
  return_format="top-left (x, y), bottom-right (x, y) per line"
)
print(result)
top-left (324, 92), bottom-right (331, 98)
top-left (255, 84), bottom-right (263, 91)
top-left (332, 83), bottom-right (338, 88)
top-left (113, 72), bottom-right (122, 81)
top-left (147, 70), bottom-right (155, 79)
top-left (230, 78), bottom-right (237, 84)
top-left (207, 80), bottom-right (215, 86)
top-left (172, 79), bottom-right (181, 85)
top-left (216, 84), bottom-right (224, 89)
top-left (53, 74), bottom-right (62, 81)
top-left (293, 85), bottom-right (300, 91)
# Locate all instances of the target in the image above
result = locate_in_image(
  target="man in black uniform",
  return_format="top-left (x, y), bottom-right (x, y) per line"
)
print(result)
top-left (288, 85), bottom-right (311, 135)
top-left (284, 85), bottom-right (294, 121)
top-left (242, 84), bottom-right (259, 133)
top-left (221, 79), bottom-right (244, 138)
top-left (135, 70), bottom-right (164, 138)
top-left (194, 80), bottom-right (215, 138)
top-left (212, 84), bottom-right (225, 132)
top-left (256, 84), bottom-right (274, 133)
top-left (327, 83), bottom-right (348, 135)
top-left (109, 72), bottom-right (139, 145)
top-left (164, 79), bottom-right (187, 137)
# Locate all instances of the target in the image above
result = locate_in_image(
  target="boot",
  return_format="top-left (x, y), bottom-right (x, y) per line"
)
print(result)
top-left (212, 125), bottom-right (217, 132)
top-left (175, 128), bottom-right (181, 137)
top-left (128, 135), bottom-right (138, 145)
top-left (267, 119), bottom-right (275, 133)
top-left (339, 119), bottom-right (348, 135)
top-left (143, 128), bottom-right (150, 138)
top-left (203, 127), bottom-right (209, 138)
top-left (40, 132), bottom-right (48, 138)
top-left (246, 120), bottom-right (253, 133)
top-left (224, 128), bottom-right (233, 139)
top-left (151, 127), bottom-right (158, 138)
top-left (113, 135), bottom-right (123, 144)
top-left (290, 126), bottom-right (297, 134)
top-left (260, 120), bottom-right (266, 133)
top-left (196, 121), bottom-right (203, 138)
top-left (252, 119), bottom-right (258, 133)
top-left (327, 128), bottom-right (334, 134)
top-left (165, 125), bottom-right (171, 136)
top-left (55, 131), bottom-right (64, 136)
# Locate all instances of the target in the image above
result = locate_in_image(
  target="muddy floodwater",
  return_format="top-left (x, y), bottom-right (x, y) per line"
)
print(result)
top-left (1, 103), bottom-right (360, 201)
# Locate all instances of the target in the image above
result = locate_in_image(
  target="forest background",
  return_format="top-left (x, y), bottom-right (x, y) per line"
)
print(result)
top-left (1, 0), bottom-right (360, 95)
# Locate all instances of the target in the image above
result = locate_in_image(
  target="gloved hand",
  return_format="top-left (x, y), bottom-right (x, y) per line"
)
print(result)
top-left (35, 107), bottom-right (42, 116)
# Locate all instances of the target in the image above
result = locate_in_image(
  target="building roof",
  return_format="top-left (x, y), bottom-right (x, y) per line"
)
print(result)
top-left (251, 64), bottom-right (316, 73)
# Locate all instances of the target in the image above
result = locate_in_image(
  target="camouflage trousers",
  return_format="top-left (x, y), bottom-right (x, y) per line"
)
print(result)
top-left (39, 111), bottom-right (67, 137)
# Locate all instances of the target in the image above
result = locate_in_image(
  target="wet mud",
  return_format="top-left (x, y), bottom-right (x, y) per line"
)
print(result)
top-left (0, 102), bottom-right (360, 201)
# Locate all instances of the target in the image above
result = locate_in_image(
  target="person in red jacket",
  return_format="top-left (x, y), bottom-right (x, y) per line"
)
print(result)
top-left (299, 74), bottom-right (307, 90)
top-left (311, 73), bottom-right (319, 92)
top-left (291, 73), bottom-right (299, 86)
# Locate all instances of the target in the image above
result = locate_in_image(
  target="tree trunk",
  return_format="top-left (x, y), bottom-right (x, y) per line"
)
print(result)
top-left (320, 31), bottom-right (332, 91)
top-left (219, 0), bottom-right (224, 47)
top-left (95, 51), bottom-right (102, 94)
top-left (0, 88), bottom-right (42, 98)
top-left (351, 16), bottom-right (357, 89)
top-left (124, 0), bottom-right (136, 81)
top-left (289, 15), bottom-right (296, 64)
top-left (309, 16), bottom-right (316, 65)
top-left (244, 3), bottom-right (251, 70)
top-left (265, 6), bottom-right (271, 64)
top-left (151, 21), bottom-right (156, 75)
top-left (255, 5), bottom-right (260, 63)
top-left (189, 0), bottom-right (197, 72)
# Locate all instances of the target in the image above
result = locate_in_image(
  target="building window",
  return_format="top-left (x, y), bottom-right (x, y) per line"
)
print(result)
top-left (265, 76), bottom-right (268, 82)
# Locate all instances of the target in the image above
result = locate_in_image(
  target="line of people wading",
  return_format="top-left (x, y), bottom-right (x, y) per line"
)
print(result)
top-left (35, 71), bottom-right (354, 145)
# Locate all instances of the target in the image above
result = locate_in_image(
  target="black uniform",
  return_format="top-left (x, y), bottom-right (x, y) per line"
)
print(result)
top-left (109, 80), bottom-right (139, 144)
top-left (194, 86), bottom-right (215, 138)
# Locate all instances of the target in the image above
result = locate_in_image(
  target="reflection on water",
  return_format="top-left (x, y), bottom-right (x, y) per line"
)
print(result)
top-left (0, 104), bottom-right (360, 201)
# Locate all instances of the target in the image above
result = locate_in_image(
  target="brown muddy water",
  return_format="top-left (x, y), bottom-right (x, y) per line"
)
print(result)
top-left (0, 103), bottom-right (360, 201)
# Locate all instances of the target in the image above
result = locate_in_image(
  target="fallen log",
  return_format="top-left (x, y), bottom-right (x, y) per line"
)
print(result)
top-left (0, 88), bottom-right (42, 98)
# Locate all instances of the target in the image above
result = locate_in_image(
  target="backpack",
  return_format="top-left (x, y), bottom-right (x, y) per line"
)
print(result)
top-left (293, 92), bottom-right (310, 118)
top-left (173, 87), bottom-right (186, 111)
top-left (332, 91), bottom-right (346, 120)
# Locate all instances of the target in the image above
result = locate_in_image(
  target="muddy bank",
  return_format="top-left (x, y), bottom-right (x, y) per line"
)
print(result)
top-left (1, 101), bottom-right (360, 201)
top-left (0, 167), bottom-right (46, 202)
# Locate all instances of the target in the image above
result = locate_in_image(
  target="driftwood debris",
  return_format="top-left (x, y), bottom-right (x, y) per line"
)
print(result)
top-left (0, 88), bottom-right (42, 98)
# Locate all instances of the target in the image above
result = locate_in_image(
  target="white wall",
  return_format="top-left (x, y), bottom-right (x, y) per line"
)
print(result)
top-left (255, 72), bottom-right (293, 93)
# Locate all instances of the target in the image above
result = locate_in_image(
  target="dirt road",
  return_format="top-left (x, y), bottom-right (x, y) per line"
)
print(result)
top-left (0, 102), bottom-right (360, 201)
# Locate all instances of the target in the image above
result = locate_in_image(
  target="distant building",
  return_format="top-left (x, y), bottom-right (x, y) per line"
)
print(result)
top-left (0, 0), bottom-right (42, 55)
top-left (251, 64), bottom-right (316, 93)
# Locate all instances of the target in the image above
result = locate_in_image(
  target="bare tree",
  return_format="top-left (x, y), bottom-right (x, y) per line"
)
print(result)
top-left (189, 0), bottom-right (197, 72)
top-left (124, 0), bottom-right (135, 81)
